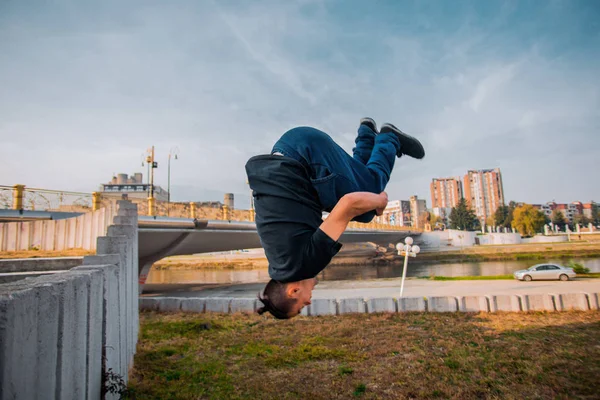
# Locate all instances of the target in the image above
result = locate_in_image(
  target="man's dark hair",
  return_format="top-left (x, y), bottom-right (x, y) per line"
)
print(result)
top-left (257, 279), bottom-right (298, 319)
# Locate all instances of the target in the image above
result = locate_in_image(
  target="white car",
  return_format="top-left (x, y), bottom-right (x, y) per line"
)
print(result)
top-left (513, 264), bottom-right (576, 281)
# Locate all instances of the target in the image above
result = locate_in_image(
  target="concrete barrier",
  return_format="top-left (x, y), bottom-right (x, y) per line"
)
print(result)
top-left (487, 295), bottom-right (522, 312)
top-left (309, 299), bottom-right (337, 316)
top-left (205, 298), bottom-right (231, 313)
top-left (338, 298), bottom-right (366, 314)
top-left (180, 298), bottom-right (205, 313)
top-left (458, 296), bottom-right (489, 312)
top-left (587, 293), bottom-right (599, 310)
top-left (555, 293), bottom-right (590, 311)
top-left (0, 200), bottom-right (138, 400)
top-left (230, 298), bottom-right (257, 313)
top-left (367, 297), bottom-right (396, 313)
top-left (398, 297), bottom-right (426, 312)
top-left (520, 294), bottom-right (555, 312)
top-left (158, 298), bottom-right (182, 312)
top-left (428, 296), bottom-right (458, 312)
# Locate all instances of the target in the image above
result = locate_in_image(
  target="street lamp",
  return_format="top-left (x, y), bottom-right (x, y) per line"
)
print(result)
top-left (396, 236), bottom-right (421, 297)
top-left (167, 147), bottom-right (180, 216)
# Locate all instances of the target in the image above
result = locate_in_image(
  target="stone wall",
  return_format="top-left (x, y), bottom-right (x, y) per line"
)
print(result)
top-left (0, 200), bottom-right (138, 400)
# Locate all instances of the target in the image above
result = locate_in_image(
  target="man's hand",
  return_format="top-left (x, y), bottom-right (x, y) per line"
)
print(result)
top-left (319, 192), bottom-right (388, 242)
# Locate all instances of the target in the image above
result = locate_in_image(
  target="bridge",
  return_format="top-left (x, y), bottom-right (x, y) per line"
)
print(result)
top-left (136, 217), bottom-right (419, 288)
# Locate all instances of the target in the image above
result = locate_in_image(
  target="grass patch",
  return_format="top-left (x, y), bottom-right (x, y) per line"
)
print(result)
top-left (130, 311), bottom-right (600, 399)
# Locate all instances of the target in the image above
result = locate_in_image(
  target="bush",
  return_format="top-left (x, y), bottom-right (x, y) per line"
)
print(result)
top-left (566, 260), bottom-right (590, 274)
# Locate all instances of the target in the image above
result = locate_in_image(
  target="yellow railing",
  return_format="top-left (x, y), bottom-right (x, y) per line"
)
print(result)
top-left (2, 184), bottom-right (417, 231)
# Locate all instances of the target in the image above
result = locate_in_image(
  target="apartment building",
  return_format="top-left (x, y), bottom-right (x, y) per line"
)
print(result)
top-left (430, 177), bottom-right (463, 209)
top-left (463, 168), bottom-right (505, 222)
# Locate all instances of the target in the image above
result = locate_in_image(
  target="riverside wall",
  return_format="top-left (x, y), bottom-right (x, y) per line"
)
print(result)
top-left (0, 200), bottom-right (138, 400)
top-left (0, 202), bottom-right (117, 252)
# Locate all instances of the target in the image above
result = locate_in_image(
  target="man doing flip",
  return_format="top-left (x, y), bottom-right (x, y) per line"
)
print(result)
top-left (245, 118), bottom-right (425, 319)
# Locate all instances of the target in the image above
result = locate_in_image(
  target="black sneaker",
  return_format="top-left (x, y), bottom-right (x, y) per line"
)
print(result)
top-left (359, 117), bottom-right (378, 133)
top-left (380, 123), bottom-right (425, 159)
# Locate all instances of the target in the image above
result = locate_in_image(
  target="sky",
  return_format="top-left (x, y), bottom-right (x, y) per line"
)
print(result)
top-left (1, 0), bottom-right (599, 209)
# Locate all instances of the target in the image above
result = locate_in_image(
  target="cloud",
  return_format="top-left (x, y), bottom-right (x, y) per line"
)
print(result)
top-left (0, 0), bottom-right (598, 205)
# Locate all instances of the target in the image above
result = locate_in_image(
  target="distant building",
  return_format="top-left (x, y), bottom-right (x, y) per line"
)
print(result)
top-left (463, 168), bottom-right (504, 222)
top-left (540, 201), bottom-right (584, 224)
top-left (432, 206), bottom-right (453, 226)
top-left (430, 177), bottom-right (463, 209)
top-left (583, 202), bottom-right (597, 220)
top-left (409, 195), bottom-right (427, 229)
top-left (101, 173), bottom-right (169, 202)
top-left (380, 200), bottom-right (411, 226)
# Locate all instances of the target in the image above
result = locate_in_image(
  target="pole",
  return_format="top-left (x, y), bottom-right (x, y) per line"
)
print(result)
top-left (400, 244), bottom-right (409, 297)
top-left (150, 146), bottom-right (155, 200)
top-left (167, 153), bottom-right (171, 216)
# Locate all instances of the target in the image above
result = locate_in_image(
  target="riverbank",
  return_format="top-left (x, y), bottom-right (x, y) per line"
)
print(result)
top-left (128, 311), bottom-right (600, 399)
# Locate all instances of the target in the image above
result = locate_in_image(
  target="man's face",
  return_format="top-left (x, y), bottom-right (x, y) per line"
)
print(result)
top-left (290, 277), bottom-right (318, 317)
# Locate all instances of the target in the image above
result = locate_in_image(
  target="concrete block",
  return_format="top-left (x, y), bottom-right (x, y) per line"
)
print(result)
top-left (78, 264), bottom-right (121, 379)
top-left (139, 297), bottom-right (160, 311)
top-left (427, 296), bottom-right (458, 312)
top-left (31, 281), bottom-right (61, 399)
top-left (587, 293), bottom-right (599, 310)
top-left (366, 297), bottom-right (396, 313)
top-left (71, 268), bottom-right (104, 400)
top-left (488, 295), bottom-right (521, 312)
top-left (555, 293), bottom-right (590, 311)
top-left (230, 298), bottom-right (257, 313)
top-left (521, 294), bottom-right (555, 312)
top-left (300, 306), bottom-right (309, 316)
top-left (309, 298), bottom-right (338, 316)
top-left (458, 296), bottom-right (489, 312)
top-left (180, 298), bottom-right (206, 313)
top-left (157, 297), bottom-right (182, 312)
top-left (398, 297), bottom-right (426, 312)
top-left (205, 298), bottom-right (231, 313)
top-left (338, 298), bottom-right (366, 314)
top-left (35, 272), bottom-right (89, 399)
top-left (0, 287), bottom-right (38, 400)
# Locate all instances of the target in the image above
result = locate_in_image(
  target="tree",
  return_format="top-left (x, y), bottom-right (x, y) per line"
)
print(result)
top-left (449, 198), bottom-right (479, 231)
top-left (573, 213), bottom-right (591, 227)
top-left (592, 202), bottom-right (600, 226)
top-left (494, 204), bottom-right (513, 228)
top-left (551, 210), bottom-right (568, 230)
top-left (512, 204), bottom-right (546, 237)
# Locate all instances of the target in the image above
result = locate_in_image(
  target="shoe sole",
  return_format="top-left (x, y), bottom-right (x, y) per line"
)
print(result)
top-left (359, 117), bottom-right (377, 133)
top-left (380, 123), bottom-right (425, 159)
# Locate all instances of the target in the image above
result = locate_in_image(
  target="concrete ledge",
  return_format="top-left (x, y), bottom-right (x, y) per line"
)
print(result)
top-left (181, 298), bottom-right (205, 313)
top-left (309, 299), bottom-right (337, 316)
top-left (230, 298), bottom-right (257, 313)
top-left (521, 294), bottom-right (556, 312)
top-left (205, 298), bottom-right (231, 313)
top-left (555, 293), bottom-right (590, 311)
top-left (398, 297), bottom-right (426, 312)
top-left (367, 297), bottom-right (396, 313)
top-left (458, 296), bottom-right (489, 312)
top-left (338, 298), bottom-right (366, 314)
top-left (428, 296), bottom-right (458, 312)
top-left (488, 295), bottom-right (522, 312)
top-left (140, 293), bottom-right (600, 316)
top-left (0, 257), bottom-right (83, 273)
top-left (587, 293), bottom-right (599, 310)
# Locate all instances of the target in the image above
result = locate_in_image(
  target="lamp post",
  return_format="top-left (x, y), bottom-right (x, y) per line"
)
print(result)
top-left (142, 146), bottom-right (158, 216)
top-left (396, 236), bottom-right (421, 297)
top-left (167, 147), bottom-right (179, 216)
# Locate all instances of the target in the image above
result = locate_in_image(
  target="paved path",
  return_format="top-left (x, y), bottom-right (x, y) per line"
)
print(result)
top-left (142, 278), bottom-right (600, 299)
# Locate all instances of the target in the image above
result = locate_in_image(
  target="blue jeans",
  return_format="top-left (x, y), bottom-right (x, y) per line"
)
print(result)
top-left (272, 125), bottom-right (401, 223)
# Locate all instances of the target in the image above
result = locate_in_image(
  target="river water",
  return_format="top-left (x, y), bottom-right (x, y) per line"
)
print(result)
top-left (146, 257), bottom-right (600, 285)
